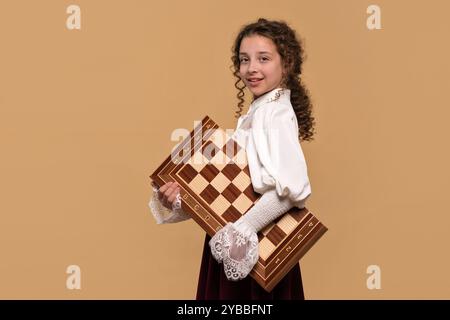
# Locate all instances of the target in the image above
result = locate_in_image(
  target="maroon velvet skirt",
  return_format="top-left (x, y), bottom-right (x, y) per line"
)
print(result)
top-left (196, 234), bottom-right (305, 300)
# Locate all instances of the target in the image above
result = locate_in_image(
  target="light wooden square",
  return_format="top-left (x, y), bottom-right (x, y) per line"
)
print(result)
top-left (210, 172), bottom-right (230, 193)
top-left (232, 193), bottom-right (254, 214)
top-left (276, 214), bottom-right (298, 235)
top-left (210, 194), bottom-right (229, 216)
top-left (188, 174), bottom-right (209, 194)
top-left (258, 237), bottom-right (276, 261)
top-left (231, 170), bottom-right (251, 191)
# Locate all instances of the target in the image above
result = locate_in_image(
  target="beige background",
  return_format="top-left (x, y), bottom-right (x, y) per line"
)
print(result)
top-left (0, 0), bottom-right (449, 299)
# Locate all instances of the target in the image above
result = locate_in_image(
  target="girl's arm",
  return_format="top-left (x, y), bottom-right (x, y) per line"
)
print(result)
top-left (250, 103), bottom-right (312, 205)
top-left (209, 102), bottom-right (312, 281)
top-left (209, 188), bottom-right (295, 281)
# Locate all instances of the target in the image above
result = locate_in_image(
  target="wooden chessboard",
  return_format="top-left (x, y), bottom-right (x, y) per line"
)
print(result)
top-left (150, 115), bottom-right (327, 292)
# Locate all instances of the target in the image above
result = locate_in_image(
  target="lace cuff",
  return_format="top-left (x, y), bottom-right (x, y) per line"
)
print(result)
top-left (208, 188), bottom-right (297, 281)
top-left (209, 222), bottom-right (259, 281)
top-left (148, 183), bottom-right (191, 224)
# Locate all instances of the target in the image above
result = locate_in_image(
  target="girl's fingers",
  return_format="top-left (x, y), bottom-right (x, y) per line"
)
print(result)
top-left (159, 181), bottom-right (173, 193)
top-left (157, 182), bottom-right (171, 200)
top-left (152, 181), bottom-right (180, 209)
top-left (165, 182), bottom-right (179, 196)
top-left (167, 187), bottom-right (180, 203)
top-left (158, 182), bottom-right (177, 201)
top-left (162, 183), bottom-right (179, 208)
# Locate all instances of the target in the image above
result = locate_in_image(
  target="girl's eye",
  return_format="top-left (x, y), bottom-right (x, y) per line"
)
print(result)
top-left (240, 57), bottom-right (268, 63)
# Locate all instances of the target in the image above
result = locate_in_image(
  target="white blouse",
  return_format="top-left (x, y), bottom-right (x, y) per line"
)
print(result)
top-left (233, 87), bottom-right (311, 208)
top-left (149, 86), bottom-right (311, 223)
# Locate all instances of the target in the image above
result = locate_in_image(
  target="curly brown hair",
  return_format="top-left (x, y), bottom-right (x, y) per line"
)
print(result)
top-left (231, 18), bottom-right (316, 142)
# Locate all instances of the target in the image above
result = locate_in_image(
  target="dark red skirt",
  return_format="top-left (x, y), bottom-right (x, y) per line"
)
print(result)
top-left (196, 234), bottom-right (305, 300)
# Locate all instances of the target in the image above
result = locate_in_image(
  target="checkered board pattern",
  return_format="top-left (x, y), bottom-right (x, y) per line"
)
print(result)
top-left (150, 115), bottom-right (327, 292)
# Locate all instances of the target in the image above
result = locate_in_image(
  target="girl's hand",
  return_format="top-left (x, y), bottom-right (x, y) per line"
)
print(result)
top-left (157, 181), bottom-right (180, 210)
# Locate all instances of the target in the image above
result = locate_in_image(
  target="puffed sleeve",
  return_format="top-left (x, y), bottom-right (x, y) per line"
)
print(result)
top-left (250, 103), bottom-right (311, 207)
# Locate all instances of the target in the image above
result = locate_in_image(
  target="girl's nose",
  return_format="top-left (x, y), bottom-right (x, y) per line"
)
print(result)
top-left (248, 61), bottom-right (259, 73)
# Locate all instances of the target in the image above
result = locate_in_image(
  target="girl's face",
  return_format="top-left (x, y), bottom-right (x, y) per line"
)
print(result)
top-left (239, 35), bottom-right (285, 100)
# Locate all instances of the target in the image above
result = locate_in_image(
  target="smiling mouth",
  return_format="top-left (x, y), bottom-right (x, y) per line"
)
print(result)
top-left (248, 78), bottom-right (263, 82)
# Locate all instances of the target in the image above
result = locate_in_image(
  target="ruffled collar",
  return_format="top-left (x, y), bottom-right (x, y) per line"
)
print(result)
top-left (248, 87), bottom-right (291, 114)
top-left (236, 87), bottom-right (290, 131)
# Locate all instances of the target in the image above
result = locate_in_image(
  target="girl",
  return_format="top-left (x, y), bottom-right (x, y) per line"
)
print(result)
top-left (149, 18), bottom-right (315, 300)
